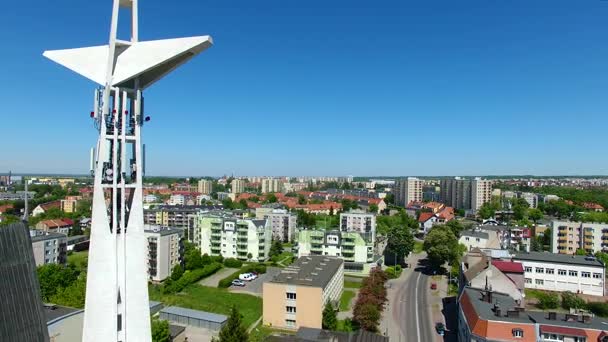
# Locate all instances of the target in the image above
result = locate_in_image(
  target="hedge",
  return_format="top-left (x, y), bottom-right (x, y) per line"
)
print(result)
top-left (223, 258), bottom-right (243, 268)
top-left (218, 264), bottom-right (267, 288)
top-left (162, 262), bottom-right (222, 294)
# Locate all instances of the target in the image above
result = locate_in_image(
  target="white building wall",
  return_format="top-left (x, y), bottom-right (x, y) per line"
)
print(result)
top-left (518, 259), bottom-right (605, 296)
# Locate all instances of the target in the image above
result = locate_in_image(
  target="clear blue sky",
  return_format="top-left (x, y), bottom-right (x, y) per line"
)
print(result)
top-left (1, 0), bottom-right (607, 176)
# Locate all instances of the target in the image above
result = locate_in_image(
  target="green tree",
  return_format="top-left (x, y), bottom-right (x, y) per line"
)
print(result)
top-left (265, 193), bottom-right (278, 203)
top-left (368, 203), bottom-right (379, 213)
top-left (269, 240), bottom-right (283, 257)
top-left (478, 202), bottom-right (496, 220)
top-left (423, 225), bottom-right (460, 268)
top-left (530, 236), bottom-right (543, 252)
top-left (50, 272), bottom-right (87, 308)
top-left (37, 263), bottom-right (79, 301)
top-left (445, 220), bottom-right (465, 238)
top-left (216, 306), bottom-right (248, 342)
top-left (170, 264), bottom-right (184, 281)
top-left (0, 214), bottom-right (20, 226)
top-left (238, 199), bottom-right (248, 209)
top-left (537, 292), bottom-right (559, 310)
top-left (184, 241), bottom-right (204, 270)
top-left (151, 318), bottom-right (170, 342)
top-left (385, 225), bottom-right (414, 266)
top-left (561, 291), bottom-right (587, 310)
top-left (575, 248), bottom-right (587, 256)
top-left (322, 300), bottom-right (337, 330)
top-left (298, 194), bottom-right (307, 205)
top-left (528, 208), bottom-right (543, 223)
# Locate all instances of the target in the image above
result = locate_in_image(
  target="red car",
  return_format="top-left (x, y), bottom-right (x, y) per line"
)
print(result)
top-left (430, 282), bottom-right (437, 290)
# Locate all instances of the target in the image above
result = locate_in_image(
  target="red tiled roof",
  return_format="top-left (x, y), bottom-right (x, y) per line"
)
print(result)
top-left (492, 260), bottom-right (524, 273)
top-left (437, 207), bottom-right (455, 221)
top-left (0, 204), bottom-right (14, 213)
top-left (40, 200), bottom-right (61, 210)
top-left (418, 212), bottom-right (435, 223)
top-left (583, 202), bottom-right (604, 210)
top-left (540, 325), bottom-right (587, 338)
top-left (38, 219), bottom-right (72, 228)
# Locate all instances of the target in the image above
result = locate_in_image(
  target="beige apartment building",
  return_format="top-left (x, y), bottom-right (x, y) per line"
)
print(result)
top-left (144, 226), bottom-right (184, 282)
top-left (60, 196), bottom-right (82, 213)
top-left (471, 177), bottom-right (493, 212)
top-left (552, 220), bottom-right (608, 255)
top-left (231, 179), bottom-right (245, 194)
top-left (262, 178), bottom-right (281, 193)
top-left (263, 256), bottom-right (344, 330)
top-left (394, 177), bottom-right (422, 207)
top-left (197, 179), bottom-right (212, 195)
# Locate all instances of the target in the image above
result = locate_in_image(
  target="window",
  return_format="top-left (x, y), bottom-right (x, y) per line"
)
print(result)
top-left (546, 268), bottom-right (554, 275)
top-left (569, 270), bottom-right (578, 277)
top-left (512, 328), bottom-right (524, 338)
top-left (582, 272), bottom-right (591, 278)
top-left (286, 292), bottom-right (296, 300)
top-left (558, 269), bottom-right (567, 276)
top-left (476, 238), bottom-right (480, 242)
top-left (465, 237), bottom-right (469, 241)
top-left (285, 319), bottom-right (296, 327)
top-left (286, 306), bottom-right (296, 313)
top-left (525, 266), bottom-right (532, 272)
top-left (536, 279), bottom-right (544, 285)
top-left (593, 273), bottom-right (602, 279)
top-left (525, 278), bottom-right (532, 284)
top-left (536, 267), bottom-right (544, 273)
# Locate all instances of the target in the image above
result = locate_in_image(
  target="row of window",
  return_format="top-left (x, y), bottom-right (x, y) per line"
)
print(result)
top-left (524, 267), bottom-right (602, 278)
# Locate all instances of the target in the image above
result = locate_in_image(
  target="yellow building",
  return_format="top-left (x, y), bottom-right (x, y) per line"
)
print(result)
top-left (263, 256), bottom-right (343, 330)
top-left (60, 196), bottom-right (82, 213)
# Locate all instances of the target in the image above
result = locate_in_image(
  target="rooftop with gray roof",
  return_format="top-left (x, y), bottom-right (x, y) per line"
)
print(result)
top-left (461, 229), bottom-right (489, 239)
top-left (513, 251), bottom-right (604, 268)
top-left (271, 256), bottom-right (343, 289)
top-left (144, 226), bottom-right (184, 236)
top-left (31, 232), bottom-right (67, 242)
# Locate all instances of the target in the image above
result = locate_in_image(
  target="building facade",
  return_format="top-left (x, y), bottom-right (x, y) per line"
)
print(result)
top-left (339, 210), bottom-right (376, 235)
top-left (512, 252), bottom-right (605, 296)
top-left (471, 177), bottom-right (493, 212)
top-left (552, 220), bottom-right (608, 255)
top-left (263, 256), bottom-right (344, 330)
top-left (144, 226), bottom-right (184, 282)
top-left (194, 212), bottom-right (272, 261)
top-left (440, 177), bottom-right (492, 213)
top-left (231, 179), bottom-right (244, 194)
top-left (197, 179), bottom-right (212, 195)
top-left (31, 232), bottom-right (68, 266)
top-left (394, 177), bottom-right (422, 207)
top-left (60, 196), bottom-right (82, 213)
top-left (262, 178), bottom-right (281, 193)
top-left (263, 209), bottom-right (297, 242)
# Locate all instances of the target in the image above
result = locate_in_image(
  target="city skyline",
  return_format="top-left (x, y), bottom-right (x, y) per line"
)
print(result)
top-left (2, 0), bottom-right (608, 175)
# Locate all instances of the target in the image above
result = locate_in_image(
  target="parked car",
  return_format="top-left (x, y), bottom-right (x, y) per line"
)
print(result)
top-left (239, 273), bottom-right (255, 281)
top-left (430, 282), bottom-right (437, 290)
top-left (231, 279), bottom-right (245, 287)
top-left (435, 322), bottom-right (445, 336)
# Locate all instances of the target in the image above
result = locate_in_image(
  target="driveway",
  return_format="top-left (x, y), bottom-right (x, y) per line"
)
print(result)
top-left (198, 267), bottom-right (238, 287)
top-left (228, 267), bottom-right (281, 296)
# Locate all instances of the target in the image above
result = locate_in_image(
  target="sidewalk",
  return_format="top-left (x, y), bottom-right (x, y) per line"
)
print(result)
top-left (429, 274), bottom-right (447, 342)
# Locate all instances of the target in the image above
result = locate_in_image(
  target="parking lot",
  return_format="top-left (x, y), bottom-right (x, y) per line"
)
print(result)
top-left (229, 267), bottom-right (281, 296)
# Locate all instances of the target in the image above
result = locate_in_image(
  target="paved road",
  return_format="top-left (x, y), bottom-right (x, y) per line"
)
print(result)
top-left (198, 267), bottom-right (238, 287)
top-left (228, 267), bottom-right (281, 296)
top-left (381, 252), bottom-right (438, 342)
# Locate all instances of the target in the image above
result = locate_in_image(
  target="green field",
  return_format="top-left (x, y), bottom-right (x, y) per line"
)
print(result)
top-left (67, 251), bottom-right (88, 271)
top-left (339, 290), bottom-right (356, 311)
top-left (149, 284), bottom-right (262, 328)
top-left (344, 280), bottom-right (362, 289)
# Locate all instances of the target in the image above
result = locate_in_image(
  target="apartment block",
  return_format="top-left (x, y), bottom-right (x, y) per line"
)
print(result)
top-left (144, 205), bottom-right (222, 231)
top-left (262, 209), bottom-right (297, 242)
top-left (262, 178), bottom-right (281, 194)
top-left (263, 256), bottom-right (344, 330)
top-left (31, 232), bottom-right (67, 266)
top-left (513, 252), bottom-right (605, 297)
top-left (552, 220), bottom-right (608, 255)
top-left (194, 212), bottom-right (272, 261)
top-left (144, 226), bottom-right (184, 282)
top-left (297, 229), bottom-right (376, 274)
top-left (231, 179), bottom-right (245, 194)
top-left (471, 177), bottom-right (493, 212)
top-left (197, 179), bottom-right (212, 195)
top-left (60, 196), bottom-right (82, 213)
top-left (519, 192), bottom-right (538, 209)
top-left (394, 177), bottom-right (422, 207)
top-left (339, 210), bottom-right (376, 247)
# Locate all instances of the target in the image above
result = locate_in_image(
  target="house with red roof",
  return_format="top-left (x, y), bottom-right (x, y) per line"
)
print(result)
top-left (0, 203), bottom-right (14, 215)
top-left (32, 200), bottom-right (61, 217)
top-left (583, 202), bottom-right (604, 212)
top-left (35, 218), bottom-right (73, 234)
top-left (418, 212), bottom-right (438, 235)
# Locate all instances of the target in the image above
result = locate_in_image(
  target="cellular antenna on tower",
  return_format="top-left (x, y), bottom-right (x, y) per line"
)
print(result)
top-left (43, 1), bottom-right (212, 341)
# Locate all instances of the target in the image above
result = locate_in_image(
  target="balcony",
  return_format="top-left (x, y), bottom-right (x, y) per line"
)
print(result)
top-left (311, 244), bottom-right (323, 252)
top-left (343, 256), bottom-right (355, 262)
top-left (342, 239), bottom-right (355, 246)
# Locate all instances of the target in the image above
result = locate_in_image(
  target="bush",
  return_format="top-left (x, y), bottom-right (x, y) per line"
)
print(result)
top-left (223, 258), bottom-right (243, 268)
top-left (536, 292), bottom-right (559, 310)
top-left (384, 266), bottom-right (401, 279)
top-left (587, 302), bottom-right (608, 317)
top-left (218, 264), bottom-right (267, 288)
top-left (162, 262), bottom-right (222, 294)
top-left (561, 291), bottom-right (587, 310)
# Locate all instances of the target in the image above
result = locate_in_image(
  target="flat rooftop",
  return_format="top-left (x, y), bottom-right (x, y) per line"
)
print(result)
top-left (271, 256), bottom-right (343, 288)
top-left (513, 251), bottom-right (604, 268)
top-left (31, 232), bottom-right (67, 242)
top-left (144, 226), bottom-right (184, 236)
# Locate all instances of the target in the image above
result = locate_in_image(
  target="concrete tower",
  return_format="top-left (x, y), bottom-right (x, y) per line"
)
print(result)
top-left (43, 1), bottom-right (212, 341)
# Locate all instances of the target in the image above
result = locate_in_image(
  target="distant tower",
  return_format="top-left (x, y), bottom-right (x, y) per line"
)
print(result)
top-left (43, 1), bottom-right (212, 341)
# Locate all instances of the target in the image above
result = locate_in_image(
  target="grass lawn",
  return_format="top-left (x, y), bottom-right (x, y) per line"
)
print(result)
top-left (67, 251), bottom-right (88, 271)
top-left (339, 290), bottom-right (356, 311)
top-left (344, 280), bottom-right (362, 289)
top-left (149, 284), bottom-right (262, 328)
top-left (413, 241), bottom-right (424, 253)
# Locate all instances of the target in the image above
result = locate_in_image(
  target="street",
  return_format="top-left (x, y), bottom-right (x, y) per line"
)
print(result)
top-left (380, 252), bottom-right (442, 342)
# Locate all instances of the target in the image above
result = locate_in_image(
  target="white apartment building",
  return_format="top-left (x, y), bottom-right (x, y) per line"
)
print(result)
top-left (339, 209), bottom-right (376, 240)
top-left (519, 192), bottom-right (538, 208)
top-left (263, 209), bottom-right (297, 242)
top-left (231, 179), bottom-right (245, 194)
top-left (459, 229), bottom-right (501, 251)
top-left (168, 194), bottom-right (186, 206)
top-left (262, 178), bottom-right (282, 193)
top-left (552, 220), bottom-right (608, 255)
top-left (197, 179), bottom-right (212, 195)
top-left (471, 177), bottom-right (493, 212)
top-left (143, 194), bottom-right (158, 203)
top-left (31, 232), bottom-right (67, 266)
top-left (394, 177), bottom-right (422, 207)
top-left (512, 252), bottom-right (605, 296)
top-left (195, 213), bottom-right (272, 261)
top-left (144, 226), bottom-right (184, 282)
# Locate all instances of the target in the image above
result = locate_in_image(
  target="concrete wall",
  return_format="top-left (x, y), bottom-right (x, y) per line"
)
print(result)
top-left (263, 282), bottom-right (323, 330)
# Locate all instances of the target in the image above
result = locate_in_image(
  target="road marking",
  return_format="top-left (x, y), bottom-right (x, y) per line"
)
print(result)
top-left (415, 272), bottom-right (421, 342)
